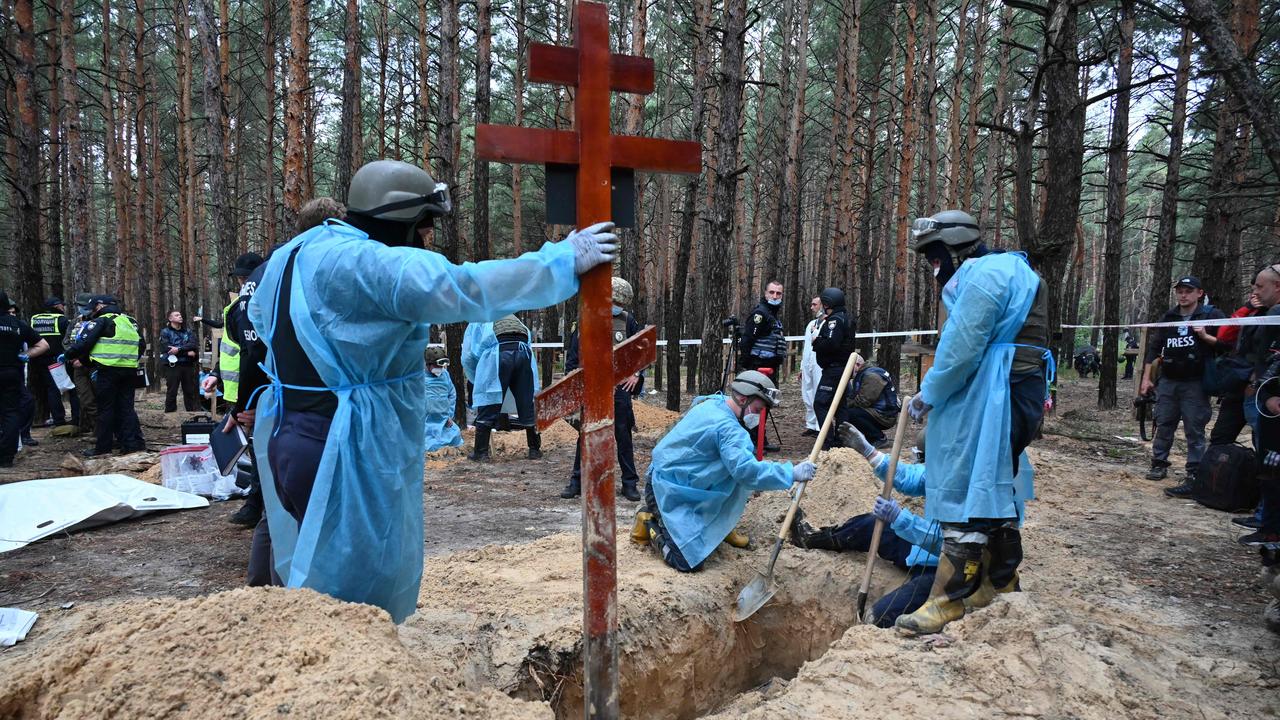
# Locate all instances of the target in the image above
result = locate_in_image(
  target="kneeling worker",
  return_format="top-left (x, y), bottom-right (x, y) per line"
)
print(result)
top-left (791, 422), bottom-right (1028, 627)
top-left (846, 353), bottom-right (901, 448)
top-left (636, 370), bottom-right (817, 572)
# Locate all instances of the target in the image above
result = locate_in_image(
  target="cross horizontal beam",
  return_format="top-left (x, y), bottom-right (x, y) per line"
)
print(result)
top-left (528, 43), bottom-right (656, 95)
top-left (475, 126), bottom-right (702, 175)
top-left (535, 325), bottom-right (657, 431)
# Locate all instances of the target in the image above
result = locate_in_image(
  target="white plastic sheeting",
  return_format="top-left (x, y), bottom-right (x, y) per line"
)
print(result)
top-left (0, 474), bottom-right (208, 554)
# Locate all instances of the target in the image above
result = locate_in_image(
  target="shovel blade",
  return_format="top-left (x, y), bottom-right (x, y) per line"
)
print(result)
top-left (734, 573), bottom-right (777, 622)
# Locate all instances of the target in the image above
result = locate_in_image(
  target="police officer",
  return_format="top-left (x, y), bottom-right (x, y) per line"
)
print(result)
top-left (63, 295), bottom-right (146, 457)
top-left (1140, 275), bottom-right (1225, 481)
top-left (67, 293), bottom-right (98, 436)
top-left (811, 287), bottom-right (855, 448)
top-left (739, 280), bottom-right (787, 374)
top-left (0, 291), bottom-right (49, 467)
top-left (561, 277), bottom-right (646, 501)
top-left (28, 297), bottom-right (69, 426)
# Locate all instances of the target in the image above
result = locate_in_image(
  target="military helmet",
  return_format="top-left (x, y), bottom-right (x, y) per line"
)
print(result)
top-left (819, 287), bottom-right (845, 310)
top-left (730, 370), bottom-right (780, 408)
top-left (347, 160), bottom-right (452, 224)
top-left (909, 209), bottom-right (980, 252)
top-left (425, 345), bottom-right (448, 367)
top-left (612, 277), bottom-right (634, 307)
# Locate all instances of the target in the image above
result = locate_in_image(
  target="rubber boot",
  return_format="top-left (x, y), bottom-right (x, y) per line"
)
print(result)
top-left (895, 540), bottom-right (984, 635)
top-left (469, 426), bottom-right (492, 462)
top-left (526, 427), bottom-right (543, 460)
top-left (724, 528), bottom-right (750, 549)
top-left (620, 478), bottom-right (641, 502)
top-left (631, 510), bottom-right (653, 544)
top-left (964, 532), bottom-right (1021, 611)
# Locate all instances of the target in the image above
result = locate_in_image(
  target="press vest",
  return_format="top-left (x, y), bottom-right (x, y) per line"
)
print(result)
top-left (90, 313), bottom-right (140, 369)
top-left (747, 303), bottom-right (786, 361)
top-left (219, 299), bottom-right (242, 402)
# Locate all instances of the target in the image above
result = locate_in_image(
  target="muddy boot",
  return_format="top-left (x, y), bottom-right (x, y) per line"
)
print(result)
top-left (560, 478), bottom-right (580, 499)
top-left (620, 478), bottom-right (641, 502)
top-left (724, 528), bottom-right (750, 549)
top-left (525, 427), bottom-right (542, 460)
top-left (469, 426), bottom-right (492, 462)
top-left (788, 507), bottom-right (819, 549)
top-left (965, 528), bottom-right (1023, 610)
top-left (895, 540), bottom-right (984, 635)
top-left (631, 509), bottom-right (654, 544)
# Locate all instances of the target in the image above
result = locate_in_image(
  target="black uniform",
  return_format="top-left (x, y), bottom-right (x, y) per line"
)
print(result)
top-left (565, 309), bottom-right (645, 492)
top-left (0, 315), bottom-right (41, 465)
top-left (811, 308), bottom-right (855, 448)
top-left (64, 303), bottom-right (147, 455)
top-left (739, 300), bottom-right (786, 373)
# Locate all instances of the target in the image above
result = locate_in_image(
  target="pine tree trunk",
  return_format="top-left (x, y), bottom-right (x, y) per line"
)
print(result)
top-left (336, 0), bottom-right (361, 204)
top-left (511, 0), bottom-right (525, 255)
top-left (472, 0), bottom-right (492, 260)
top-left (437, 0), bottom-right (465, 421)
top-left (60, 0), bottom-right (90, 295)
top-left (696, 0), bottom-right (748, 393)
top-left (13, 0), bottom-right (44, 312)
top-left (262, 0), bottom-right (278, 249)
top-left (883, 0), bottom-right (919, 382)
top-left (1098, 0), bottom-right (1133, 410)
top-left (782, 0), bottom-right (812, 334)
top-left (195, 0), bottom-right (236, 279)
top-left (665, 0), bottom-right (712, 410)
top-left (941, 0), bottom-right (969, 209)
top-left (282, 0), bottom-right (309, 229)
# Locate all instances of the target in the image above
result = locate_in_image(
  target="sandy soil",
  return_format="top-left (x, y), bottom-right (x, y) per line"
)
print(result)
top-left (2, 374), bottom-right (1277, 719)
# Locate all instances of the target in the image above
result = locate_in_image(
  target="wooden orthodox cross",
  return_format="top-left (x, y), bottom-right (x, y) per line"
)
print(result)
top-left (475, 2), bottom-right (700, 717)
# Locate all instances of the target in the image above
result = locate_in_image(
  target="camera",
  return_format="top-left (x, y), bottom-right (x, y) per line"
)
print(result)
top-left (721, 316), bottom-right (739, 328)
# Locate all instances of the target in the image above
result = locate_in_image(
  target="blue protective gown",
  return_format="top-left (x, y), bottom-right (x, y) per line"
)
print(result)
top-left (423, 368), bottom-right (463, 452)
top-left (648, 396), bottom-right (796, 568)
top-left (461, 322), bottom-right (539, 408)
top-left (920, 252), bottom-right (1041, 524)
top-left (872, 451), bottom-right (1033, 567)
top-left (247, 219), bottom-right (578, 622)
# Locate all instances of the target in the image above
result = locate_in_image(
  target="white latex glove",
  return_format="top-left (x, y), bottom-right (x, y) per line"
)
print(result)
top-left (908, 394), bottom-right (931, 423)
top-left (837, 421), bottom-right (877, 459)
top-left (567, 221), bottom-right (619, 275)
top-left (793, 461), bottom-right (816, 484)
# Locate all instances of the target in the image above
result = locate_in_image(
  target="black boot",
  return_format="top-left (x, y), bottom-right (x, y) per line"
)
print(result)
top-left (469, 426), bottom-right (492, 462)
top-left (229, 491), bottom-right (263, 527)
top-left (526, 427), bottom-right (543, 460)
top-left (620, 478), bottom-right (641, 502)
top-left (560, 477), bottom-right (581, 499)
top-left (21, 435), bottom-right (38, 447)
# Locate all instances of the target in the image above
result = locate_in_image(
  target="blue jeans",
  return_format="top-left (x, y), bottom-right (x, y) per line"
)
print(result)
top-left (868, 566), bottom-right (936, 628)
top-left (643, 479), bottom-right (704, 572)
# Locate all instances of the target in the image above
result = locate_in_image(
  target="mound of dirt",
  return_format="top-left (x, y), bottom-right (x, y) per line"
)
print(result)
top-left (0, 587), bottom-right (550, 720)
top-left (707, 591), bottom-right (1273, 720)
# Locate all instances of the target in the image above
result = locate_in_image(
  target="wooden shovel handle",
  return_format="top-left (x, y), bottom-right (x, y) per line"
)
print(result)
top-left (856, 397), bottom-right (917, 600)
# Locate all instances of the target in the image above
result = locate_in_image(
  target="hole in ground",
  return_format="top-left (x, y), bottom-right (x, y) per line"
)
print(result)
top-left (511, 589), bottom-right (862, 720)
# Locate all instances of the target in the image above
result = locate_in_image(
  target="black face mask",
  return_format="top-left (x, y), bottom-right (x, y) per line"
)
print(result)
top-left (923, 244), bottom-right (958, 287)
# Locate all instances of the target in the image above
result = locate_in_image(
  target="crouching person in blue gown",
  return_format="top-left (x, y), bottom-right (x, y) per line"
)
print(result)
top-left (423, 345), bottom-right (463, 452)
top-left (636, 370), bottom-right (817, 572)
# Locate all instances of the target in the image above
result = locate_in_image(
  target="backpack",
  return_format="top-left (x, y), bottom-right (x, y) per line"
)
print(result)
top-left (1191, 444), bottom-right (1258, 512)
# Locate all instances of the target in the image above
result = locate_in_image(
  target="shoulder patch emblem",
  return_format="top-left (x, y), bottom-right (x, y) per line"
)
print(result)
top-left (828, 320), bottom-right (837, 329)
top-left (752, 314), bottom-right (763, 324)
top-left (614, 331), bottom-right (625, 343)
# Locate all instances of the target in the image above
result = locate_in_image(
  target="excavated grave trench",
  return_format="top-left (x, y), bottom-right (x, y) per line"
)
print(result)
top-left (401, 448), bottom-right (900, 719)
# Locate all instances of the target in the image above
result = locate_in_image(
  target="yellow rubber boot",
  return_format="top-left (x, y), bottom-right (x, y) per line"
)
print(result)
top-left (968, 527), bottom-right (1023, 609)
top-left (896, 542), bottom-right (984, 636)
top-left (724, 528), bottom-right (750, 549)
top-left (631, 511), bottom-right (654, 544)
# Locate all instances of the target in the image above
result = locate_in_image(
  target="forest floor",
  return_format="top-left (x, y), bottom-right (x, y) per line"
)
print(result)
top-left (1, 371), bottom-right (1277, 718)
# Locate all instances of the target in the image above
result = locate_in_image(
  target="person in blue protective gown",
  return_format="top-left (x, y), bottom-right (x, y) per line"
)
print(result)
top-left (423, 345), bottom-right (463, 452)
top-left (636, 370), bottom-right (818, 572)
top-left (242, 159), bottom-right (619, 623)
top-left (461, 314), bottom-right (540, 461)
top-left (891, 208), bottom-right (1050, 635)
top-left (790, 421), bottom-right (1031, 628)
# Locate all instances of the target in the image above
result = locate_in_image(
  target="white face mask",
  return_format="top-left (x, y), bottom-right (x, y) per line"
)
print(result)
top-left (932, 265), bottom-right (941, 278)
top-left (743, 412), bottom-right (761, 430)
top-left (429, 367), bottom-right (445, 377)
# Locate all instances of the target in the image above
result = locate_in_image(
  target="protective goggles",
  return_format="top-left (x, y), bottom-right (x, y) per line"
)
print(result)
top-left (737, 379), bottom-right (781, 406)
top-left (364, 182), bottom-right (453, 218)
top-left (432, 357), bottom-right (450, 368)
top-left (910, 217), bottom-right (979, 239)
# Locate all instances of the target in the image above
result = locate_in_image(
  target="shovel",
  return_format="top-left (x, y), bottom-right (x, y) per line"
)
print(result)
top-left (734, 349), bottom-right (864, 622)
top-left (854, 396), bottom-right (916, 623)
